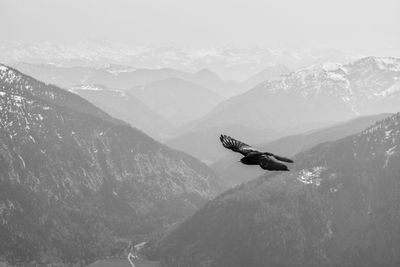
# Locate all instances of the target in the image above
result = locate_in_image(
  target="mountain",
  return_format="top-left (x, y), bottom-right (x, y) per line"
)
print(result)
top-left (85, 67), bottom-right (191, 91)
top-left (185, 57), bottom-right (400, 135)
top-left (70, 84), bottom-right (174, 140)
top-left (212, 113), bottom-right (392, 185)
top-left (0, 64), bottom-right (223, 265)
top-left (13, 63), bottom-right (247, 98)
top-left (188, 68), bottom-right (255, 97)
top-left (163, 65), bottom-right (293, 159)
top-left (1, 41), bottom-right (366, 81)
top-left (166, 126), bottom-right (280, 164)
top-left (13, 63), bottom-right (187, 90)
top-left (11, 62), bottom-right (94, 89)
top-left (130, 78), bottom-right (225, 126)
top-left (243, 64), bottom-right (291, 89)
top-left (153, 113), bottom-right (400, 267)
top-left (193, 68), bottom-right (221, 84)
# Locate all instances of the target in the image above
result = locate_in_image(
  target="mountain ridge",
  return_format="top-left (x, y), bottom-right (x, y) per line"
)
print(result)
top-left (0, 64), bottom-right (223, 265)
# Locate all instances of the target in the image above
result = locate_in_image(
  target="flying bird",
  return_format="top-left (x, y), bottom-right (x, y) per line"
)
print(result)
top-left (219, 134), bottom-right (294, 171)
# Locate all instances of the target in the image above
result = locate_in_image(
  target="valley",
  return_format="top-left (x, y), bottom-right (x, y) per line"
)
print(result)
top-left (1, 41), bottom-right (399, 267)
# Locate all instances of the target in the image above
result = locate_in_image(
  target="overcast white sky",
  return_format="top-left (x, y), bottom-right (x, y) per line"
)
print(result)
top-left (1, 0), bottom-right (399, 53)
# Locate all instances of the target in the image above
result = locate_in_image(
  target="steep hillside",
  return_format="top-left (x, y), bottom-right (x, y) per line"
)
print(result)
top-left (0, 64), bottom-right (222, 265)
top-left (70, 84), bottom-right (174, 140)
top-left (212, 113), bottom-right (392, 185)
top-left (155, 113), bottom-right (400, 267)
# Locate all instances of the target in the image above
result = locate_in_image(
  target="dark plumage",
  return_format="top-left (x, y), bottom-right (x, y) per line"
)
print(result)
top-left (219, 134), bottom-right (294, 171)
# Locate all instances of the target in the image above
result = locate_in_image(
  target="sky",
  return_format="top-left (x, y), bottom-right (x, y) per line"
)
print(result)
top-left (1, 0), bottom-right (399, 53)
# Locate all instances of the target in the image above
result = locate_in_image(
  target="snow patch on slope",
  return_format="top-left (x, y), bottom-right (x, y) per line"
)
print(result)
top-left (384, 145), bottom-right (398, 168)
top-left (297, 166), bottom-right (326, 186)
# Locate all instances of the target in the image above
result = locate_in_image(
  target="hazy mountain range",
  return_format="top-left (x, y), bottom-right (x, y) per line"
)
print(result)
top-left (0, 41), bottom-right (364, 81)
top-left (10, 62), bottom-right (291, 140)
top-left (13, 61), bottom-right (290, 98)
top-left (153, 113), bottom-right (400, 267)
top-left (167, 57), bottom-right (400, 163)
top-left (6, 57), bottom-right (399, 164)
top-left (185, 57), bottom-right (400, 132)
top-left (0, 64), bottom-right (223, 265)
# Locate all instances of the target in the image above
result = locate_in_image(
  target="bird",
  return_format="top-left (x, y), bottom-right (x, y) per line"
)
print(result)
top-left (219, 134), bottom-right (294, 171)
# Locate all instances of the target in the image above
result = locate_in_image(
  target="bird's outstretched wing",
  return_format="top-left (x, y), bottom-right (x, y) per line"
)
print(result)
top-left (264, 152), bottom-right (294, 163)
top-left (258, 155), bottom-right (290, 171)
top-left (219, 134), bottom-right (259, 156)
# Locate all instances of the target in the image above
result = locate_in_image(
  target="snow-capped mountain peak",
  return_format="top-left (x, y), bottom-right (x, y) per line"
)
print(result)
top-left (350, 56), bottom-right (400, 72)
top-left (260, 57), bottom-right (400, 103)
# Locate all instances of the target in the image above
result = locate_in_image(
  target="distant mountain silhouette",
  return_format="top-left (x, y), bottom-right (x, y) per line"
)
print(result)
top-left (154, 113), bottom-right (400, 267)
top-left (0, 64), bottom-right (223, 265)
top-left (243, 64), bottom-right (291, 89)
top-left (130, 78), bottom-right (225, 126)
